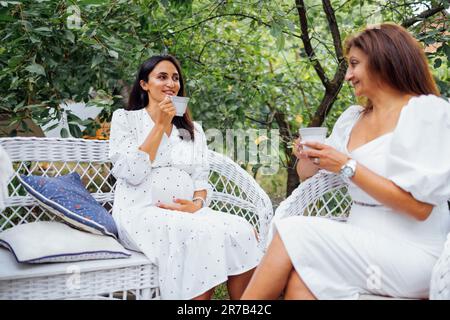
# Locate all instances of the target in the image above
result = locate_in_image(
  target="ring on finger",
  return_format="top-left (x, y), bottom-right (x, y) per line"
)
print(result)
top-left (312, 157), bottom-right (320, 165)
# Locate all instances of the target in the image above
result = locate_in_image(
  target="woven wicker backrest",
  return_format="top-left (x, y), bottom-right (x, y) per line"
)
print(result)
top-left (275, 171), bottom-right (353, 222)
top-left (0, 137), bottom-right (271, 236)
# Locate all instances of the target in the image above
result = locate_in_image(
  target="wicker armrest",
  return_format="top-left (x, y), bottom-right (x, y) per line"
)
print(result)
top-left (275, 170), bottom-right (351, 221)
top-left (265, 171), bottom-right (351, 245)
top-left (208, 151), bottom-right (273, 248)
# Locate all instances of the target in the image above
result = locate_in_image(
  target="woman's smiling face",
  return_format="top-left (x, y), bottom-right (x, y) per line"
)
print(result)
top-left (345, 47), bottom-right (375, 98)
top-left (140, 60), bottom-right (180, 104)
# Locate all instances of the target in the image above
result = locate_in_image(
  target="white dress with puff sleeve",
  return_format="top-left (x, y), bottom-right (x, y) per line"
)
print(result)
top-left (109, 108), bottom-right (262, 300)
top-left (275, 95), bottom-right (450, 299)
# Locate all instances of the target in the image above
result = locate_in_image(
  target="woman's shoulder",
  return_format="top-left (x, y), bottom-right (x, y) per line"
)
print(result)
top-left (408, 94), bottom-right (450, 109)
top-left (403, 94), bottom-right (450, 121)
top-left (110, 109), bottom-right (144, 132)
top-left (112, 108), bottom-right (143, 117)
top-left (112, 108), bottom-right (143, 122)
top-left (411, 93), bottom-right (450, 104)
top-left (333, 105), bottom-right (364, 129)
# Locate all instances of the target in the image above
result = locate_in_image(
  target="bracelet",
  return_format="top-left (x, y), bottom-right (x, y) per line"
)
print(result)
top-left (192, 197), bottom-right (206, 209)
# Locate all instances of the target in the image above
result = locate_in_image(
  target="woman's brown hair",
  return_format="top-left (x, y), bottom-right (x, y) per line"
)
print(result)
top-left (344, 23), bottom-right (440, 109)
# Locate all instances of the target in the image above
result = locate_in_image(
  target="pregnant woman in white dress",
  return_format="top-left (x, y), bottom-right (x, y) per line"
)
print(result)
top-left (242, 23), bottom-right (450, 299)
top-left (109, 55), bottom-right (261, 300)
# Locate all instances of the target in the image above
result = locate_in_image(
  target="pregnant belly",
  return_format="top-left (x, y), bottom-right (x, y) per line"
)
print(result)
top-left (150, 167), bottom-right (194, 205)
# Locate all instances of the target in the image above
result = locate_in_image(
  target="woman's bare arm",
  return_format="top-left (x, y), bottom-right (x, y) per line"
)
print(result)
top-left (301, 141), bottom-right (433, 221)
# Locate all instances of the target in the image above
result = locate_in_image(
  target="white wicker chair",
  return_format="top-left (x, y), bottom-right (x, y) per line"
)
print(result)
top-left (272, 170), bottom-right (450, 300)
top-left (0, 137), bottom-right (273, 300)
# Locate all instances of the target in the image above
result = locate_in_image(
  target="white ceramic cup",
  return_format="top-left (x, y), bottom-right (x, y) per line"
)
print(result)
top-left (298, 127), bottom-right (328, 150)
top-left (170, 96), bottom-right (189, 117)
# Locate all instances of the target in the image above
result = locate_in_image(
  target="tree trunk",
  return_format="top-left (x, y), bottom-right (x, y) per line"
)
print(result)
top-left (273, 110), bottom-right (300, 197)
top-left (310, 77), bottom-right (346, 127)
top-left (286, 155), bottom-right (300, 196)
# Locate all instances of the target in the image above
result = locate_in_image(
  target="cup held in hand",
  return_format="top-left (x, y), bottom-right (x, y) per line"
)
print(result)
top-left (299, 127), bottom-right (327, 150)
top-left (170, 96), bottom-right (189, 117)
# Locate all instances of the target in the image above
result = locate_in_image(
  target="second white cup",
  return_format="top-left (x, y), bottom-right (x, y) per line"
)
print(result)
top-left (299, 127), bottom-right (328, 149)
top-left (170, 96), bottom-right (190, 117)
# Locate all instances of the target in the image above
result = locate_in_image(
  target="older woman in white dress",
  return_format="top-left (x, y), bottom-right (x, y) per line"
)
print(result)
top-left (109, 55), bottom-right (261, 300)
top-left (242, 23), bottom-right (450, 300)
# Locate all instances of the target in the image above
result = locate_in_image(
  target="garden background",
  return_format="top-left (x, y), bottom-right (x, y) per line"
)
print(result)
top-left (1, 0), bottom-right (449, 209)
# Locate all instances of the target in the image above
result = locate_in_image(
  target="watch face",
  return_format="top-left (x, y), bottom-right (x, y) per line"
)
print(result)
top-left (343, 167), bottom-right (353, 176)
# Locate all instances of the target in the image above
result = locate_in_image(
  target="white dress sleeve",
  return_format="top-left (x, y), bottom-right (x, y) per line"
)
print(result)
top-left (191, 122), bottom-right (213, 206)
top-left (109, 109), bottom-right (152, 186)
top-left (386, 95), bottom-right (450, 206)
top-left (325, 105), bottom-right (363, 152)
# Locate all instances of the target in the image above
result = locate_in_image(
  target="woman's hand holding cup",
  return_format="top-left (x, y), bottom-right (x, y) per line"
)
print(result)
top-left (295, 127), bottom-right (328, 166)
top-left (155, 96), bottom-right (176, 128)
top-left (293, 137), bottom-right (317, 167)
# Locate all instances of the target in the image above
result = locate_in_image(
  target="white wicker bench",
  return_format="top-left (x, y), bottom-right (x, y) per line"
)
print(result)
top-left (0, 137), bottom-right (273, 300)
top-left (272, 171), bottom-right (450, 300)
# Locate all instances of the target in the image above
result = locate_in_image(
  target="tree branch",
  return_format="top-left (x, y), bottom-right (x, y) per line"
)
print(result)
top-left (308, 0), bottom-right (347, 127)
top-left (401, 4), bottom-right (446, 28)
top-left (245, 110), bottom-right (276, 126)
top-left (322, 0), bottom-right (344, 67)
top-left (167, 13), bottom-right (301, 39)
top-left (295, 0), bottom-right (329, 88)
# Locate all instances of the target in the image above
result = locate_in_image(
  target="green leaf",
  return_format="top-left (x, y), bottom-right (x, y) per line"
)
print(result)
top-left (0, 6), bottom-right (13, 22)
top-left (29, 35), bottom-right (40, 44)
top-left (443, 44), bottom-right (450, 62)
top-left (276, 33), bottom-right (285, 51)
top-left (65, 30), bottom-right (75, 44)
top-left (34, 27), bottom-right (52, 33)
top-left (285, 20), bottom-right (296, 33)
top-left (67, 112), bottom-right (82, 122)
top-left (60, 128), bottom-right (69, 138)
top-left (434, 58), bottom-right (442, 69)
top-left (79, 0), bottom-right (106, 4)
top-left (44, 123), bottom-right (60, 132)
top-left (270, 23), bottom-right (281, 38)
top-left (25, 63), bottom-right (46, 76)
top-left (108, 49), bottom-right (118, 59)
top-left (69, 123), bottom-right (82, 138)
top-left (91, 55), bottom-right (102, 68)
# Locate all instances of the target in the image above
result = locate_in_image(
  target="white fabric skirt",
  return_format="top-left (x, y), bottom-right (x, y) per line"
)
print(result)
top-left (116, 206), bottom-right (262, 299)
top-left (274, 216), bottom-right (438, 299)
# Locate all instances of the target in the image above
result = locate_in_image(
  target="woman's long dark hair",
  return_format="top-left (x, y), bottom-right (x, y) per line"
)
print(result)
top-left (128, 55), bottom-right (195, 140)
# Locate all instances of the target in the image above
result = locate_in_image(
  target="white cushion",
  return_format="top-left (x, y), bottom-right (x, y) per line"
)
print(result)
top-left (0, 221), bottom-right (131, 264)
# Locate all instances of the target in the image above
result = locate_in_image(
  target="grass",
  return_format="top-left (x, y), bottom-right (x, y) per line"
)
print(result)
top-left (212, 283), bottom-right (230, 300)
top-left (255, 167), bottom-right (287, 209)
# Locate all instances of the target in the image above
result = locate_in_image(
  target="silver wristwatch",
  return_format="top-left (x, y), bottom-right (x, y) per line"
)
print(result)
top-left (340, 159), bottom-right (357, 183)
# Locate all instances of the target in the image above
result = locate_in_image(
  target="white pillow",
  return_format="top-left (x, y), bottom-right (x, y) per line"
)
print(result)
top-left (0, 221), bottom-right (131, 264)
top-left (150, 167), bottom-right (194, 206)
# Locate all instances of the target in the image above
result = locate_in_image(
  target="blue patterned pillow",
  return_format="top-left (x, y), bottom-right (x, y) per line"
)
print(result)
top-left (19, 173), bottom-right (118, 238)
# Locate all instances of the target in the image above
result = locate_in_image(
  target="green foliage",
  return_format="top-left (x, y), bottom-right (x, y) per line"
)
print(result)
top-left (1, 0), bottom-right (448, 136)
top-left (1, 0), bottom-right (448, 195)
top-left (0, 0), bottom-right (169, 136)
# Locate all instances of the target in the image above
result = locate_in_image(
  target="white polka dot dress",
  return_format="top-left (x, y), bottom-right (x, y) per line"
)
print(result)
top-left (150, 167), bottom-right (194, 206)
top-left (109, 109), bottom-right (262, 299)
